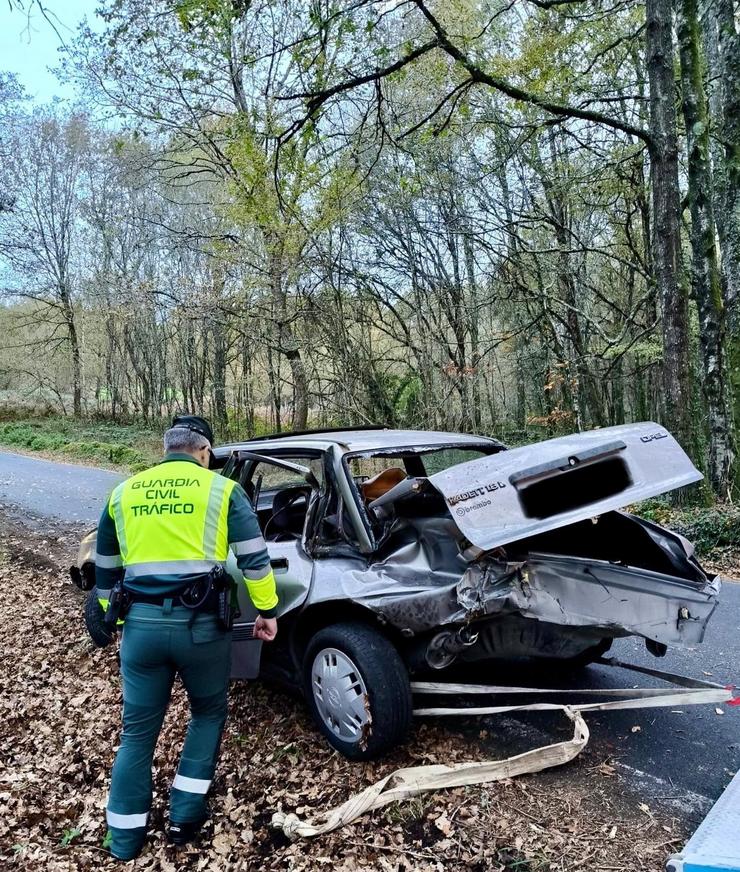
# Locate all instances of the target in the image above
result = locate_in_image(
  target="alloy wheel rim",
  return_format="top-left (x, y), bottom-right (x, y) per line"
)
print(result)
top-left (311, 647), bottom-right (370, 742)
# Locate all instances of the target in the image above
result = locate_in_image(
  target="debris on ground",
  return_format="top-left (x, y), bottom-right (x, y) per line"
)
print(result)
top-left (0, 513), bottom-right (685, 870)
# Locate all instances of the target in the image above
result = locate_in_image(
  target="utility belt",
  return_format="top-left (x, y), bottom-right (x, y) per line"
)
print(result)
top-left (128, 590), bottom-right (220, 611)
top-left (104, 564), bottom-right (240, 632)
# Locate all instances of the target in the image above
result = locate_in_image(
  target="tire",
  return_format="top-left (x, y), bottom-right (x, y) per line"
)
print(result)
top-left (85, 587), bottom-right (114, 649)
top-left (303, 622), bottom-right (412, 760)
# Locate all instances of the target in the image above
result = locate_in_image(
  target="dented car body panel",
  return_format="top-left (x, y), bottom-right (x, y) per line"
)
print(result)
top-left (73, 423), bottom-right (720, 682)
top-left (294, 511), bottom-right (719, 652)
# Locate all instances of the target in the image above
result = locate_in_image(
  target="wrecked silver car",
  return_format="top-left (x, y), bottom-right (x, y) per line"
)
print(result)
top-left (72, 423), bottom-right (720, 759)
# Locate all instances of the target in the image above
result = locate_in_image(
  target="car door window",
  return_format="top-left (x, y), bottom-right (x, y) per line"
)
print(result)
top-left (247, 458), bottom-right (324, 492)
top-left (236, 455), bottom-right (323, 542)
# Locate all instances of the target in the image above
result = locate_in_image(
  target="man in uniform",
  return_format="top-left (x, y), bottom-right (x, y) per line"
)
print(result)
top-left (94, 414), bottom-right (278, 860)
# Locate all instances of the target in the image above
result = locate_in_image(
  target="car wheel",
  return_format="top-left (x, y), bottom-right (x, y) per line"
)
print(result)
top-left (303, 622), bottom-right (412, 760)
top-left (85, 587), bottom-right (114, 648)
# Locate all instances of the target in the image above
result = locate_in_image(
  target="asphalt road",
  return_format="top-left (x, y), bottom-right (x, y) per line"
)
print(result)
top-left (0, 450), bottom-right (122, 524)
top-left (459, 597), bottom-right (740, 824)
top-left (0, 448), bottom-right (737, 826)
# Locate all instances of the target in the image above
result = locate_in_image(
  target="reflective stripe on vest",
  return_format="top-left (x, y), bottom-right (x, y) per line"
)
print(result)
top-left (109, 461), bottom-right (236, 578)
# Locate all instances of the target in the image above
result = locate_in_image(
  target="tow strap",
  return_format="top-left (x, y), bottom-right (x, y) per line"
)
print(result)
top-left (272, 658), bottom-right (737, 839)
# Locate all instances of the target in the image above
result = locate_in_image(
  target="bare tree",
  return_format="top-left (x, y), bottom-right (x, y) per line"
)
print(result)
top-left (0, 111), bottom-right (91, 416)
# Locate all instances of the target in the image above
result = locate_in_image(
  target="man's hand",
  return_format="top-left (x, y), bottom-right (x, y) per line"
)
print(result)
top-left (253, 615), bottom-right (277, 641)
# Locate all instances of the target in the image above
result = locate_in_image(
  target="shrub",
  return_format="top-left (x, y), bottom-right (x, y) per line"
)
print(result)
top-left (632, 498), bottom-right (673, 527)
top-left (668, 507), bottom-right (740, 554)
top-left (634, 499), bottom-right (740, 557)
top-left (0, 415), bottom-right (160, 472)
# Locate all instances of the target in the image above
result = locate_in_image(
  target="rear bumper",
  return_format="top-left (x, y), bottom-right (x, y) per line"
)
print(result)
top-left (457, 554), bottom-right (720, 648)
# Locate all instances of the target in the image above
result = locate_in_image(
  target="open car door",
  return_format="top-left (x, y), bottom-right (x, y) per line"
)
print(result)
top-left (224, 452), bottom-right (318, 679)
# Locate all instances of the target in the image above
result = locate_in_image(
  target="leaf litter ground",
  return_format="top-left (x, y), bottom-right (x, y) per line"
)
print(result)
top-left (0, 511), bottom-right (686, 871)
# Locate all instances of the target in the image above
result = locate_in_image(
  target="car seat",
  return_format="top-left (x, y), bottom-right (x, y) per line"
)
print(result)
top-left (360, 467), bottom-right (406, 502)
top-left (264, 486), bottom-right (311, 541)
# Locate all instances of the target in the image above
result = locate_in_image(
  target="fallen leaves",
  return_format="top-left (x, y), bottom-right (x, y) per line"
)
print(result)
top-left (0, 512), bottom-right (689, 871)
top-left (432, 812), bottom-right (453, 836)
top-left (211, 831), bottom-right (236, 855)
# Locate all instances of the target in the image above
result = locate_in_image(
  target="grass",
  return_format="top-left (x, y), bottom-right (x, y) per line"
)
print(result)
top-left (0, 416), bottom-right (163, 473)
top-left (0, 409), bottom-right (279, 473)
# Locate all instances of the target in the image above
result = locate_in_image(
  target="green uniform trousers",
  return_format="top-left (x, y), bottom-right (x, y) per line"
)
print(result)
top-left (106, 603), bottom-right (231, 859)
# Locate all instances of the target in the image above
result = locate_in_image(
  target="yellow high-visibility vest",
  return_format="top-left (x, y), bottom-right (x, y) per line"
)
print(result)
top-left (109, 461), bottom-right (235, 580)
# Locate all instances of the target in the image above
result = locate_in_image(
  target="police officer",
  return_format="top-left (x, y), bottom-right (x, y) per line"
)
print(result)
top-left (94, 414), bottom-right (278, 860)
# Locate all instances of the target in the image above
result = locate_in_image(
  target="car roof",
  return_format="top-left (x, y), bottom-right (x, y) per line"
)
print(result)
top-left (216, 428), bottom-right (503, 456)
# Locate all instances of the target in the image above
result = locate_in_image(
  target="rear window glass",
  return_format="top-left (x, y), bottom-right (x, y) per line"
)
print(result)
top-left (349, 456), bottom-right (408, 480)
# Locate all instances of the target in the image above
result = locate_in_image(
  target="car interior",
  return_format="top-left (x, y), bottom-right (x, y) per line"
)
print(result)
top-left (225, 444), bottom-right (500, 546)
top-left (235, 457), bottom-right (320, 542)
top-left (261, 485), bottom-right (313, 541)
top-left (351, 449), bottom-right (497, 531)
top-left (359, 466), bottom-right (407, 501)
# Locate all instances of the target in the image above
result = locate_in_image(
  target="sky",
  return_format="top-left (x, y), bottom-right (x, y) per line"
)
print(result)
top-left (0, 0), bottom-right (100, 103)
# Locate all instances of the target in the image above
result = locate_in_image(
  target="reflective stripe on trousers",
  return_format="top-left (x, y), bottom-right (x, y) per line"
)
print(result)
top-left (173, 773), bottom-right (211, 794)
top-left (106, 810), bottom-right (148, 829)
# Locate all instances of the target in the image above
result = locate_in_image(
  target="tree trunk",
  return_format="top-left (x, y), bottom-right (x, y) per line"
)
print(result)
top-left (266, 343), bottom-right (282, 432)
top-left (285, 347), bottom-right (309, 430)
top-left (634, 353), bottom-right (651, 421)
top-left (646, 0), bottom-right (694, 461)
top-left (716, 0), bottom-right (740, 489)
top-left (241, 334), bottom-right (255, 436)
top-left (462, 222), bottom-right (482, 430)
top-left (715, 0), bottom-right (740, 320)
top-left (60, 287), bottom-right (82, 418)
top-left (267, 244), bottom-right (309, 431)
top-left (677, 0), bottom-right (736, 496)
top-left (515, 335), bottom-right (527, 433)
top-left (611, 357), bottom-right (626, 425)
top-left (211, 317), bottom-right (228, 437)
top-left (69, 316), bottom-right (83, 419)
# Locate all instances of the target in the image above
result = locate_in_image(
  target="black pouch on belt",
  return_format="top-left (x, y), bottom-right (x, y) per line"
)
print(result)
top-left (211, 565), bottom-right (240, 631)
top-left (103, 578), bottom-right (131, 629)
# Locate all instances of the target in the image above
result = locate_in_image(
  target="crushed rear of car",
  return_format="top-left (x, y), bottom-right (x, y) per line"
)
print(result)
top-left (353, 423), bottom-right (718, 668)
top-left (72, 422), bottom-right (720, 759)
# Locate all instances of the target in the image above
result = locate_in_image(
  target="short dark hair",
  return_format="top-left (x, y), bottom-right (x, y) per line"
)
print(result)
top-left (163, 427), bottom-right (210, 454)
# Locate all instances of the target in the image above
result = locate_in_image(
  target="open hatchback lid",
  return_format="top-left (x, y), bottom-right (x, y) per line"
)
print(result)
top-left (371, 422), bottom-right (702, 554)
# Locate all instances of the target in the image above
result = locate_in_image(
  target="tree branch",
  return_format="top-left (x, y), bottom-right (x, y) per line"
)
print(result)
top-left (410, 0), bottom-right (652, 145)
top-left (278, 38), bottom-right (440, 143)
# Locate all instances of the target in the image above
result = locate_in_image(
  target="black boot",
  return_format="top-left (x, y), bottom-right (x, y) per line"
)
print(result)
top-left (167, 814), bottom-right (208, 846)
